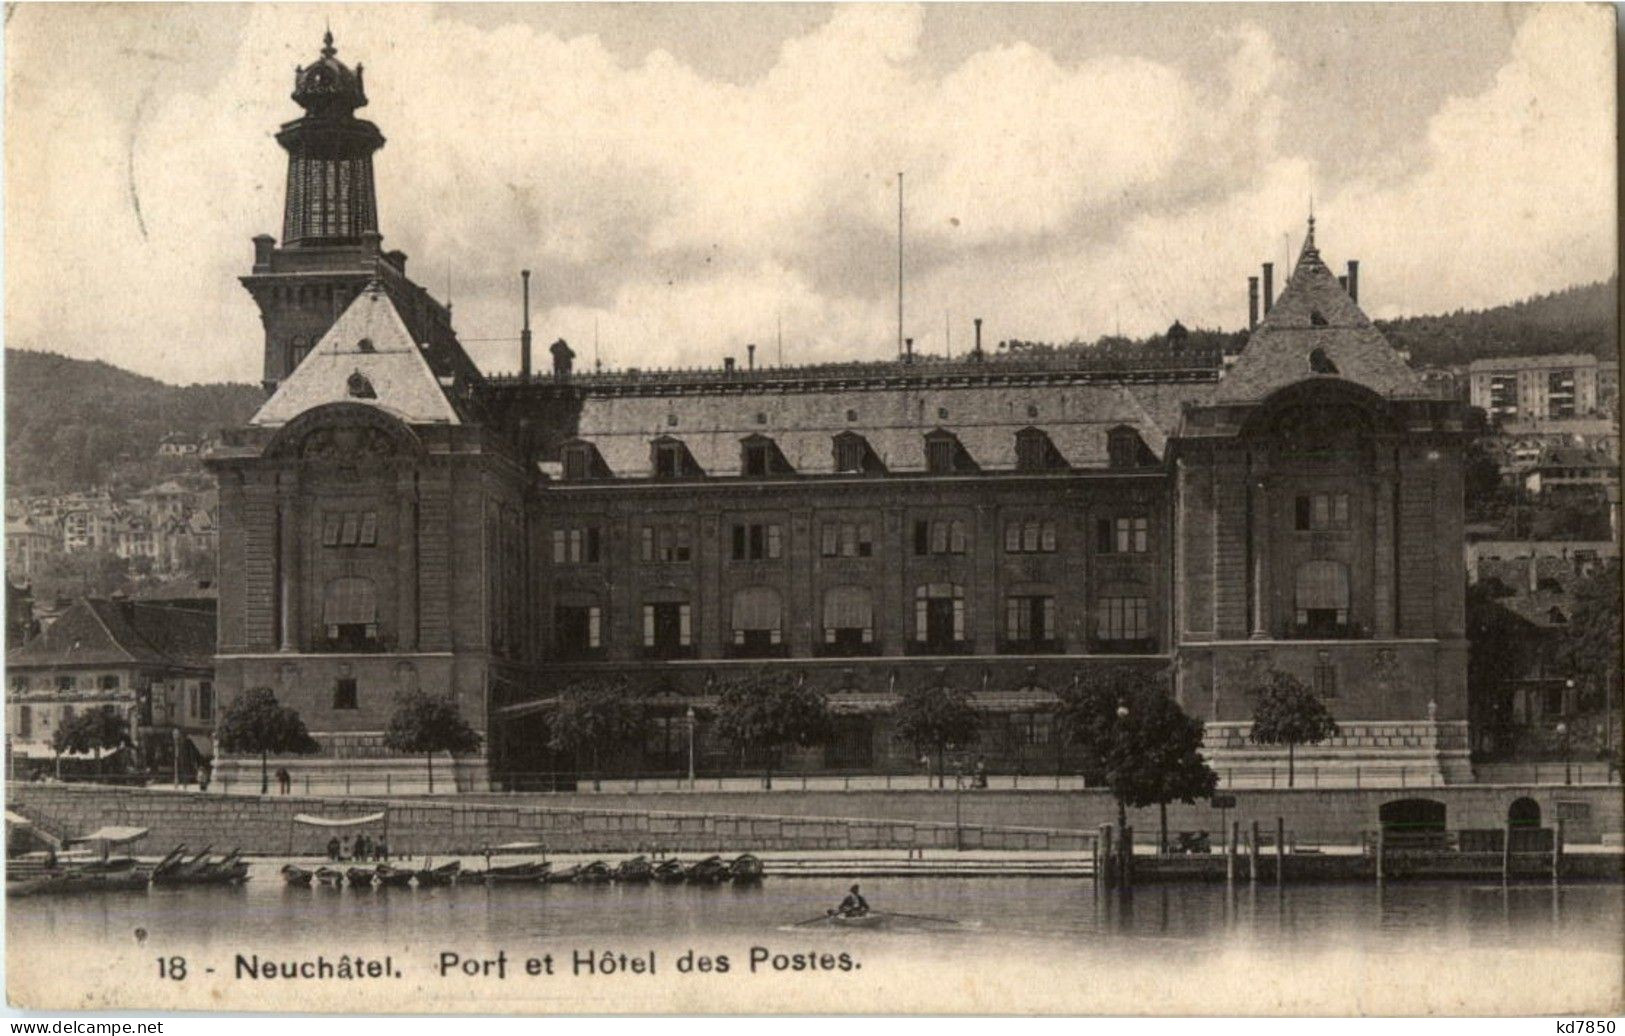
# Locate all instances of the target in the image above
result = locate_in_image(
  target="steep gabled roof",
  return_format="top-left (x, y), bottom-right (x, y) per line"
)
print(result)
top-left (1214, 221), bottom-right (1428, 404)
top-left (251, 282), bottom-right (463, 427)
top-left (6, 598), bottom-right (214, 670)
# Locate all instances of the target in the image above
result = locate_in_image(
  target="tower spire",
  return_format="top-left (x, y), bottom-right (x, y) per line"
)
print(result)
top-left (322, 23), bottom-right (336, 58)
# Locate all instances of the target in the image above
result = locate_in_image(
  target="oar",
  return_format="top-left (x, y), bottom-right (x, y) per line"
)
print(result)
top-left (881, 910), bottom-right (960, 924)
top-left (793, 910), bottom-right (836, 926)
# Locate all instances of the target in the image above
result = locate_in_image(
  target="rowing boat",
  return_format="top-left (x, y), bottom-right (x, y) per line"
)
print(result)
top-left (685, 855), bottom-right (730, 885)
top-left (412, 861), bottom-right (459, 887)
top-left (729, 853), bottom-right (764, 885)
top-left (612, 856), bottom-right (653, 883)
top-left (573, 861), bottom-right (614, 884)
top-left (485, 860), bottom-right (550, 883)
top-left (314, 866), bottom-right (345, 887)
top-left (653, 859), bottom-right (687, 884)
top-left (281, 864), bottom-right (314, 886)
top-left (376, 864), bottom-right (416, 887)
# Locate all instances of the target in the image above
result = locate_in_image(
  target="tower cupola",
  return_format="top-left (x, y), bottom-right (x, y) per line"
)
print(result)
top-left (276, 30), bottom-right (384, 247)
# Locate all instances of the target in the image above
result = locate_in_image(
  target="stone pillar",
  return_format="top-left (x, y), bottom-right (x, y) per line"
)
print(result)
top-left (1373, 466), bottom-right (1396, 638)
top-left (397, 471), bottom-right (419, 651)
top-left (277, 474), bottom-right (300, 653)
top-left (1249, 477), bottom-right (1270, 640)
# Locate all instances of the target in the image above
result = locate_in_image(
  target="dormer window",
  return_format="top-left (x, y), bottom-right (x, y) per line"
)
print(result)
top-left (1015, 428), bottom-right (1063, 471)
top-left (925, 430), bottom-right (969, 475)
top-left (651, 437), bottom-right (698, 478)
top-left (740, 435), bottom-right (790, 478)
top-left (833, 432), bottom-right (879, 474)
top-left (560, 441), bottom-right (606, 481)
top-left (347, 371), bottom-right (376, 399)
top-left (357, 337), bottom-right (375, 353)
top-left (1107, 426), bottom-right (1152, 469)
top-left (1310, 348), bottom-right (1339, 375)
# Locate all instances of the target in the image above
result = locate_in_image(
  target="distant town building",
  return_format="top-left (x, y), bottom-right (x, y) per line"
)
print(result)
top-left (1523, 444), bottom-right (1618, 499)
top-left (156, 432), bottom-right (201, 457)
top-left (5, 597), bottom-right (216, 779)
top-left (1467, 353), bottom-right (1619, 421)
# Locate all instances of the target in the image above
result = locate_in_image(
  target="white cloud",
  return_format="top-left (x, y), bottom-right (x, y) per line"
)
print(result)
top-left (3, 4), bottom-right (1614, 385)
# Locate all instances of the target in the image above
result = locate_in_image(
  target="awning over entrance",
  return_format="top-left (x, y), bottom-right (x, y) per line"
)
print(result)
top-left (66, 826), bottom-right (150, 847)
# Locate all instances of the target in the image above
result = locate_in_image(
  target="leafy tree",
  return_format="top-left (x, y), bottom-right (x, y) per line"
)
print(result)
top-left (545, 675), bottom-right (648, 791)
top-left (1057, 666), bottom-right (1217, 853)
top-left (711, 669), bottom-right (831, 789)
top-left (892, 681), bottom-right (979, 789)
top-left (1555, 559), bottom-right (1622, 758)
top-left (383, 688), bottom-right (483, 794)
top-left (51, 706), bottom-right (131, 777)
top-left (215, 687), bottom-right (320, 794)
top-left (1248, 670), bottom-right (1340, 787)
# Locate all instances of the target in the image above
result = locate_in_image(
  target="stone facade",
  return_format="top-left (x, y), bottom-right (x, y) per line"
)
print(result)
top-left (204, 35), bottom-right (1474, 790)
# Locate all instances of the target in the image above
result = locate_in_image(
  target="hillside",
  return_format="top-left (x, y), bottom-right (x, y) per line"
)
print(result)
top-left (1376, 278), bottom-right (1618, 368)
top-left (4, 350), bottom-right (262, 493)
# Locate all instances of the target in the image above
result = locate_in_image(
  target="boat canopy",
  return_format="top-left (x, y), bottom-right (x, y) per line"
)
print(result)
top-left (292, 812), bottom-right (386, 828)
top-left (66, 826), bottom-right (149, 846)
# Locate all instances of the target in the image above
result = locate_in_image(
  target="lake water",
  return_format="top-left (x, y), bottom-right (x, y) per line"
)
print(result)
top-left (8, 860), bottom-right (1622, 1015)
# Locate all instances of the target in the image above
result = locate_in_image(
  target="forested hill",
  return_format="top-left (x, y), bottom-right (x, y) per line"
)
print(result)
top-left (3, 279), bottom-right (1617, 493)
top-left (1376, 278), bottom-right (1617, 368)
top-left (4, 350), bottom-right (262, 493)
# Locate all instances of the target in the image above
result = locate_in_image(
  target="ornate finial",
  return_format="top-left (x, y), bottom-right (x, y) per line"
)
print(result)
top-left (1306, 197), bottom-right (1316, 248)
top-left (322, 24), bottom-right (336, 59)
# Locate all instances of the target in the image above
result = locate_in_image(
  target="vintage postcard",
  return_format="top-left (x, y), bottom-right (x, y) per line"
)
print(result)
top-left (3, 1), bottom-right (1621, 1018)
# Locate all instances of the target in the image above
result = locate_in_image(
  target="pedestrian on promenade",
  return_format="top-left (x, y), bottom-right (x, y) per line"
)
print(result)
top-left (276, 767), bottom-right (290, 795)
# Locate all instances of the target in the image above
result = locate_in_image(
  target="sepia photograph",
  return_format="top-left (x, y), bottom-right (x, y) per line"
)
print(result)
top-left (1, 0), bottom-right (1621, 1019)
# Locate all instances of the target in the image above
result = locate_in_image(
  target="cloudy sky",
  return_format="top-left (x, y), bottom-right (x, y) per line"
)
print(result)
top-left (4, 3), bottom-right (1616, 385)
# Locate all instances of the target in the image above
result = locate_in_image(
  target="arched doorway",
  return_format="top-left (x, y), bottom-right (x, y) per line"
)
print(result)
top-left (1379, 798), bottom-right (1447, 834)
top-left (1508, 797), bottom-right (1541, 829)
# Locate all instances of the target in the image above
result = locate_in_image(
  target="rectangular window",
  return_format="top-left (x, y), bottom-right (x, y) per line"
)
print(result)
top-left (196, 681), bottom-right (214, 722)
top-left (917, 519), bottom-right (968, 555)
top-left (553, 526), bottom-right (601, 563)
top-left (821, 522), bottom-right (875, 558)
top-left (56, 675), bottom-right (74, 691)
top-left (340, 513), bottom-right (360, 547)
top-left (563, 446), bottom-right (589, 480)
top-left (552, 529), bottom-right (566, 564)
top-left (555, 605), bottom-right (603, 657)
top-left (333, 678), bottom-right (358, 710)
top-left (1005, 520), bottom-right (1059, 554)
top-left (322, 514), bottom-right (342, 547)
top-left (1111, 516), bottom-right (1148, 553)
top-left (743, 443), bottom-right (771, 477)
top-left (1012, 711), bottom-right (1053, 746)
top-left (1098, 597), bottom-right (1150, 640)
top-left (644, 525), bottom-right (691, 563)
top-left (1314, 662), bottom-right (1338, 699)
top-left (730, 523), bottom-right (782, 561)
top-left (655, 444), bottom-right (683, 478)
top-left (926, 438), bottom-right (957, 474)
top-left (1294, 493), bottom-right (1351, 532)
top-left (98, 674), bottom-right (120, 691)
top-left (17, 705), bottom-right (31, 739)
top-left (641, 526), bottom-right (655, 562)
top-left (1004, 595), bottom-right (1056, 643)
top-left (835, 437), bottom-right (866, 473)
top-left (358, 511), bottom-right (378, 547)
top-left (642, 602), bottom-right (693, 653)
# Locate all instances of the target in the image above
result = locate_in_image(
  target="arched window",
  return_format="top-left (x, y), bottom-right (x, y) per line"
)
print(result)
top-left (730, 586), bottom-right (784, 657)
top-left (1309, 347), bottom-right (1338, 373)
top-left (821, 586), bottom-right (875, 654)
top-left (347, 371), bottom-right (377, 399)
top-left (913, 583), bottom-right (966, 652)
top-left (1294, 561), bottom-right (1350, 637)
top-left (322, 577), bottom-right (378, 650)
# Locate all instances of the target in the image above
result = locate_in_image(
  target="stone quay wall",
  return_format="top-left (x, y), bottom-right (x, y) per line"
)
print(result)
top-left (5, 783), bottom-right (1091, 857)
top-left (8, 783), bottom-right (1620, 858)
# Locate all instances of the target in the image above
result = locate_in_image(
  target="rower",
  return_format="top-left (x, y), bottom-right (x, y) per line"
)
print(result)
top-left (835, 883), bottom-right (870, 917)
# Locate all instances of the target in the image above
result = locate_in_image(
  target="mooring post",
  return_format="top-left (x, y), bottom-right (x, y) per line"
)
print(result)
top-left (1502, 821), bottom-right (1514, 883)
top-left (1100, 824), bottom-right (1114, 889)
top-left (1226, 821), bottom-right (1237, 887)
top-left (1552, 818), bottom-right (1565, 883)
top-left (1121, 825), bottom-right (1134, 891)
top-left (1376, 827), bottom-right (1386, 884)
top-left (1249, 820), bottom-right (1260, 887)
top-left (1275, 816), bottom-right (1285, 887)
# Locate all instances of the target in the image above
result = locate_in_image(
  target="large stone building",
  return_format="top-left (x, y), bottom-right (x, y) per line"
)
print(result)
top-left (206, 35), bottom-right (1472, 790)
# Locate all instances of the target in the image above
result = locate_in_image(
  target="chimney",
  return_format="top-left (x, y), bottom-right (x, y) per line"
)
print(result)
top-left (973, 318), bottom-right (984, 356)
top-left (252, 234), bottom-right (274, 271)
top-left (1247, 276), bottom-right (1259, 330)
top-left (520, 270), bottom-right (532, 381)
top-left (385, 249), bottom-right (408, 273)
top-left (1346, 260), bottom-right (1360, 304)
top-left (904, 337), bottom-right (914, 363)
top-left (747, 343), bottom-right (756, 371)
top-left (361, 230), bottom-right (382, 260)
top-left (724, 356), bottom-right (735, 373)
top-left (1262, 263), bottom-right (1275, 315)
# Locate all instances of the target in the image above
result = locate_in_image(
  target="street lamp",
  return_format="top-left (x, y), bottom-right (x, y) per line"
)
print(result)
top-left (685, 706), bottom-right (696, 789)
top-left (1556, 721), bottom-right (1571, 786)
